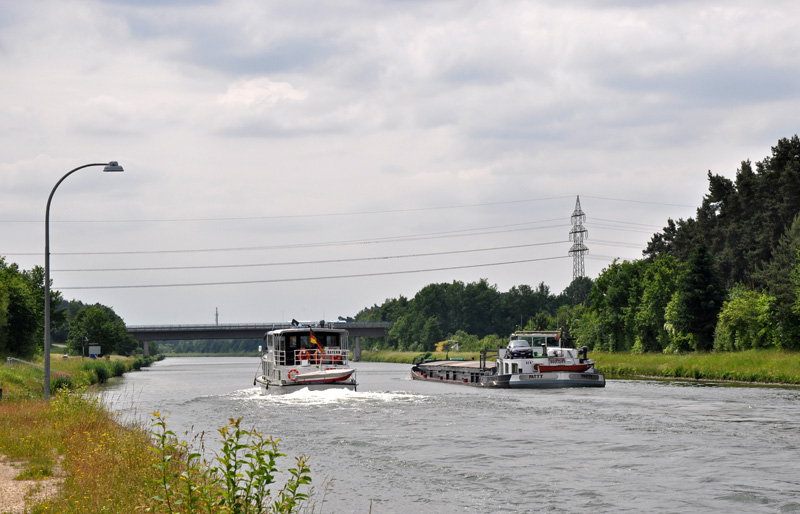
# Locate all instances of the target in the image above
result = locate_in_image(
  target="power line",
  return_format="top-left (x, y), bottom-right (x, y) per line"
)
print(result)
top-left (53, 241), bottom-right (567, 272)
top-left (591, 218), bottom-right (663, 229)
top-left (56, 255), bottom-right (572, 290)
top-left (0, 196), bottom-right (576, 223)
top-left (0, 193), bottom-right (693, 224)
top-left (8, 219), bottom-right (568, 256)
top-left (587, 223), bottom-right (658, 234)
top-left (581, 195), bottom-right (695, 208)
top-left (590, 239), bottom-right (647, 249)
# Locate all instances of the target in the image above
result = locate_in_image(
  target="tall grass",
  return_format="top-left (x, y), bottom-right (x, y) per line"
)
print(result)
top-left (593, 350), bottom-right (800, 384)
top-left (0, 391), bottom-right (315, 513)
top-left (0, 363), bottom-right (46, 401)
top-left (0, 355), bottom-right (154, 400)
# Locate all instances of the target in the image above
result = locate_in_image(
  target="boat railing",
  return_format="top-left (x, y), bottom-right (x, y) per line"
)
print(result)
top-left (292, 348), bottom-right (349, 366)
top-left (271, 349), bottom-right (288, 366)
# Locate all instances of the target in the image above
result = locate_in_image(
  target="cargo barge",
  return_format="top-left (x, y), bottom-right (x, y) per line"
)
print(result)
top-left (410, 331), bottom-right (605, 389)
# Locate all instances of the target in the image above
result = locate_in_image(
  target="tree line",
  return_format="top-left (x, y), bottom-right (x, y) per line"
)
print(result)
top-left (358, 135), bottom-right (800, 353)
top-left (1, 259), bottom-right (141, 358)
top-left (157, 339), bottom-right (261, 354)
top-left (355, 277), bottom-right (593, 352)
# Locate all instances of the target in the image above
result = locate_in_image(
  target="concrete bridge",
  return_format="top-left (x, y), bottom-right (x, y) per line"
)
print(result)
top-left (127, 321), bottom-right (391, 359)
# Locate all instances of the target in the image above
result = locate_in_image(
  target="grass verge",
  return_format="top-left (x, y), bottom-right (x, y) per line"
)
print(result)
top-left (0, 354), bottom-right (158, 401)
top-left (592, 350), bottom-right (800, 385)
top-left (0, 356), bottom-right (316, 513)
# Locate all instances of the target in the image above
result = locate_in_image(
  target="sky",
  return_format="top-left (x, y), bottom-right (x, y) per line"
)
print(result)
top-left (1, 0), bottom-right (799, 327)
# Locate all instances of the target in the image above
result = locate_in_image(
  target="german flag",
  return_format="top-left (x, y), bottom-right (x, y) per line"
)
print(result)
top-left (310, 330), bottom-right (324, 352)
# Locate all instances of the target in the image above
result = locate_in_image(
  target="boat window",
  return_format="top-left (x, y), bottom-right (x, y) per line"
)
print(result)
top-left (318, 333), bottom-right (341, 347)
top-left (286, 335), bottom-right (301, 364)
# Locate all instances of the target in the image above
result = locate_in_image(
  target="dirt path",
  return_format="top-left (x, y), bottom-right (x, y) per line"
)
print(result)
top-left (0, 458), bottom-right (62, 514)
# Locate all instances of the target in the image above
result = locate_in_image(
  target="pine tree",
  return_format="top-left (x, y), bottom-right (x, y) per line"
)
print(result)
top-left (672, 244), bottom-right (725, 351)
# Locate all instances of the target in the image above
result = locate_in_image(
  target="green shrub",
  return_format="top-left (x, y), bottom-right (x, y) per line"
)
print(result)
top-left (83, 361), bottom-right (111, 384)
top-left (111, 360), bottom-right (127, 377)
top-left (149, 414), bottom-right (312, 513)
top-left (52, 374), bottom-right (75, 392)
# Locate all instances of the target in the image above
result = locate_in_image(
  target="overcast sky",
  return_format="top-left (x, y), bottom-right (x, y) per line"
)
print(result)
top-left (2, 0), bottom-right (798, 326)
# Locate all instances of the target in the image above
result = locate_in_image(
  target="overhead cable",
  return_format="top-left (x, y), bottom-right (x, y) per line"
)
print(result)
top-left (56, 255), bottom-right (571, 290)
top-left (11, 220), bottom-right (568, 256)
top-left (53, 240), bottom-right (567, 272)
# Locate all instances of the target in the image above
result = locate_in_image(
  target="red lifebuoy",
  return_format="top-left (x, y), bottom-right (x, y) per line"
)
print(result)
top-left (287, 369), bottom-right (298, 381)
top-left (299, 350), bottom-right (310, 361)
top-left (314, 350), bottom-right (325, 362)
top-left (332, 354), bottom-right (342, 363)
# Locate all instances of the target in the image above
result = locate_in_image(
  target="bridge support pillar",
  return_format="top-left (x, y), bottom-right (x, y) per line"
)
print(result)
top-left (353, 336), bottom-right (361, 362)
top-left (143, 341), bottom-right (150, 357)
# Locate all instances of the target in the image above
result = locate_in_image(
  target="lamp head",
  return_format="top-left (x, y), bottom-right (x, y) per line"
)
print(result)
top-left (103, 161), bottom-right (124, 172)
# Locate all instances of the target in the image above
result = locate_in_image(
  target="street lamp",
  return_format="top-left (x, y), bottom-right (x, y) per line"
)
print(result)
top-left (44, 161), bottom-right (124, 399)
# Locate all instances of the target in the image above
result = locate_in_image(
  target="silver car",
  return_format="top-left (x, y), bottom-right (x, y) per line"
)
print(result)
top-left (506, 339), bottom-right (533, 358)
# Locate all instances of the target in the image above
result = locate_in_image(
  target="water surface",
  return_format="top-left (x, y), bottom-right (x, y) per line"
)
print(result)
top-left (104, 357), bottom-right (800, 513)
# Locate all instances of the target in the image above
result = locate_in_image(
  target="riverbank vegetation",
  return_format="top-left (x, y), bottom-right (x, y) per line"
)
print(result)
top-left (0, 372), bottom-right (314, 513)
top-left (0, 355), bottom-right (159, 402)
top-left (592, 350), bottom-right (800, 384)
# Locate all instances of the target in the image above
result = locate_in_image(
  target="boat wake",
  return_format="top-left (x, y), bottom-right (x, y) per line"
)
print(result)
top-left (234, 387), bottom-right (422, 405)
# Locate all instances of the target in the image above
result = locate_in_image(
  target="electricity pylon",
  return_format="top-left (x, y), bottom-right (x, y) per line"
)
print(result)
top-left (569, 196), bottom-right (588, 280)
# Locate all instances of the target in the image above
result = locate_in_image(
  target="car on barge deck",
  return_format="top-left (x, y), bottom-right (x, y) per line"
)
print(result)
top-left (411, 331), bottom-right (605, 388)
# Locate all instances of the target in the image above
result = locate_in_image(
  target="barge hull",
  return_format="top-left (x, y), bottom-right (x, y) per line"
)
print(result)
top-left (411, 361), bottom-right (605, 389)
top-left (507, 372), bottom-right (605, 388)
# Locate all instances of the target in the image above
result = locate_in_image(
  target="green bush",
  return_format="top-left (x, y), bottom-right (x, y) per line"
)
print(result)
top-left (83, 361), bottom-right (111, 384)
top-left (149, 414), bottom-right (312, 513)
top-left (52, 374), bottom-right (74, 392)
top-left (83, 368), bottom-right (98, 385)
top-left (111, 360), bottom-right (127, 377)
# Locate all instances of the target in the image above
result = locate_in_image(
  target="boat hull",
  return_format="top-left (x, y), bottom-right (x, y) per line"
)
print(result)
top-left (255, 369), bottom-right (357, 394)
top-left (255, 377), bottom-right (357, 395)
top-left (506, 371), bottom-right (605, 388)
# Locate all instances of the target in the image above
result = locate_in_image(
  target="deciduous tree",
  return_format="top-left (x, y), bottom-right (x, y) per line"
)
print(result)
top-left (67, 304), bottom-right (138, 356)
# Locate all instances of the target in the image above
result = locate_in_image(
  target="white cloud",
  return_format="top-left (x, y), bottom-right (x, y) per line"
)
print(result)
top-left (1, 0), bottom-right (799, 324)
top-left (217, 78), bottom-right (308, 107)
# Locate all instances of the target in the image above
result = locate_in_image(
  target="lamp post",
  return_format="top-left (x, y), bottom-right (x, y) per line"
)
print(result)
top-left (44, 161), bottom-right (124, 400)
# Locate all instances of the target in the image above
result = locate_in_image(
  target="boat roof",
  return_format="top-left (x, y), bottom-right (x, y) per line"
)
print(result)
top-left (510, 330), bottom-right (561, 338)
top-left (266, 326), bottom-right (348, 336)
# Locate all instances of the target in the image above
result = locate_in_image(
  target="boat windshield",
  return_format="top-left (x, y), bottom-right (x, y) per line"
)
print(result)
top-left (278, 331), bottom-right (345, 365)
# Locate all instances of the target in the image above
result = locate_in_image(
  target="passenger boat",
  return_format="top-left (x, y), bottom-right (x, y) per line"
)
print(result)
top-left (254, 321), bottom-right (357, 394)
top-left (410, 331), bottom-right (605, 388)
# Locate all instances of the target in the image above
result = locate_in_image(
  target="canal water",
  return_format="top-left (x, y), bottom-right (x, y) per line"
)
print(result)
top-left (103, 357), bottom-right (800, 513)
